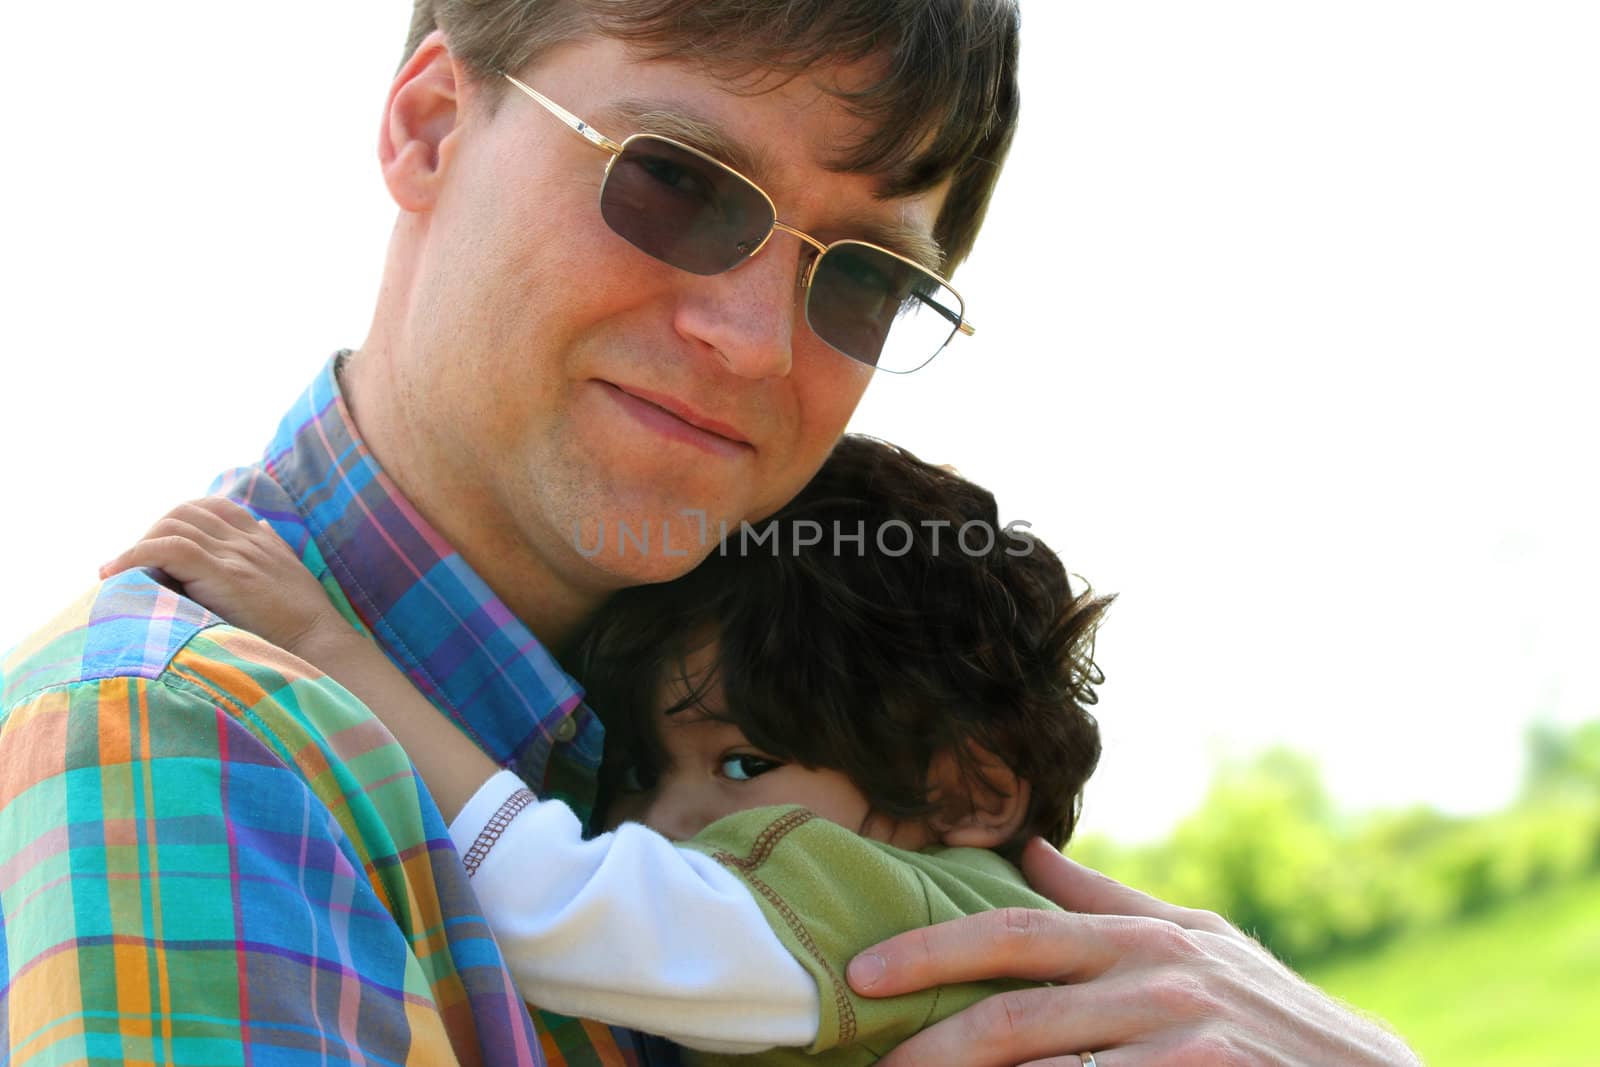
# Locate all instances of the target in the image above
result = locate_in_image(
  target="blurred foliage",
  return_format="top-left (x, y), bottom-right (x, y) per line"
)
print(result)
top-left (1067, 719), bottom-right (1600, 969)
top-left (1524, 719), bottom-right (1600, 799)
top-left (1307, 872), bottom-right (1600, 1067)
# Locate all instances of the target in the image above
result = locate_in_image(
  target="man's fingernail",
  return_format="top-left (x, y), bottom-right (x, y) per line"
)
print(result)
top-left (848, 952), bottom-right (885, 989)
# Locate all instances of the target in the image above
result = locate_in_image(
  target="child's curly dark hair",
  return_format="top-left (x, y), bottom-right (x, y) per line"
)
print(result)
top-left (576, 434), bottom-right (1111, 855)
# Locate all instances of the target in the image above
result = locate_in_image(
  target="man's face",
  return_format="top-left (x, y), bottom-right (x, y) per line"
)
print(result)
top-left (389, 35), bottom-right (949, 590)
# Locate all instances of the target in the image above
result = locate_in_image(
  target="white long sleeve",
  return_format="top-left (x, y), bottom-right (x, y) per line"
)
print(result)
top-left (449, 771), bottom-right (820, 1053)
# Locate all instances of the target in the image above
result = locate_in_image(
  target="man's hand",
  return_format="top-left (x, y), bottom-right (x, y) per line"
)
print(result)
top-left (100, 496), bottom-right (349, 654)
top-left (848, 838), bottom-right (1420, 1066)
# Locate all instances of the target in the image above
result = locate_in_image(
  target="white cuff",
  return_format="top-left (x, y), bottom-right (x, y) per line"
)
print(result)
top-left (449, 771), bottom-right (820, 1053)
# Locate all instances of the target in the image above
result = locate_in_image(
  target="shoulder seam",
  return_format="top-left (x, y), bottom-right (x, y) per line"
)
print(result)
top-left (3, 618), bottom-right (230, 712)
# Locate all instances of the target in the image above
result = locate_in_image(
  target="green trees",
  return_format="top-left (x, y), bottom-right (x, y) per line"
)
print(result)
top-left (1069, 721), bottom-right (1600, 968)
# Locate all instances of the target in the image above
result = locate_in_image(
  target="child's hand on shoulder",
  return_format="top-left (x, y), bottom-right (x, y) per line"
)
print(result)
top-left (101, 496), bottom-right (351, 655)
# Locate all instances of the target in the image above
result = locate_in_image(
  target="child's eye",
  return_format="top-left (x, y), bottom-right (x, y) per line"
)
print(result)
top-left (719, 754), bottom-right (782, 782)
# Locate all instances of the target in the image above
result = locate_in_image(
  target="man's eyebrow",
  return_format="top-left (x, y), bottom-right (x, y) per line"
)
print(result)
top-left (601, 99), bottom-right (775, 181)
top-left (845, 220), bottom-right (946, 275)
top-left (600, 98), bottom-right (947, 275)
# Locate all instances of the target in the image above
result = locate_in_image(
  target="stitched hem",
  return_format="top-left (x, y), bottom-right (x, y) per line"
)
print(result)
top-left (712, 809), bottom-right (860, 1047)
top-left (461, 787), bottom-right (539, 877)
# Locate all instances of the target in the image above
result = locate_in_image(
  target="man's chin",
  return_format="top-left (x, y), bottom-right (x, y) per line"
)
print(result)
top-left (572, 546), bottom-right (722, 592)
top-left (565, 510), bottom-right (728, 586)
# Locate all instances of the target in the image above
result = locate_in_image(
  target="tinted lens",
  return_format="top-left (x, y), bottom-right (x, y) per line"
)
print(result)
top-left (806, 241), bottom-right (965, 373)
top-left (599, 135), bottom-right (776, 275)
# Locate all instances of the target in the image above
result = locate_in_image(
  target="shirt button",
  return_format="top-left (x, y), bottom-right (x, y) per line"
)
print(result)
top-left (552, 714), bottom-right (578, 743)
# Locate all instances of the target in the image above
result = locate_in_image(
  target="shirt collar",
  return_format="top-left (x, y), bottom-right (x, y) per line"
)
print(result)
top-left (239, 353), bottom-right (601, 787)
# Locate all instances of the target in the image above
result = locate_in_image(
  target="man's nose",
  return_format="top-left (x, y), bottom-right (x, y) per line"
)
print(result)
top-left (672, 235), bottom-right (805, 380)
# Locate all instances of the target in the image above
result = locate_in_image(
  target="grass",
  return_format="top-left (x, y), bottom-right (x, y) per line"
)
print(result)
top-left (1306, 874), bottom-right (1600, 1066)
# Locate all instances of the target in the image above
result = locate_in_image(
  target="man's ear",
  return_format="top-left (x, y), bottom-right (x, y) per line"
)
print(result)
top-left (380, 30), bottom-right (466, 213)
top-left (925, 745), bottom-right (1032, 849)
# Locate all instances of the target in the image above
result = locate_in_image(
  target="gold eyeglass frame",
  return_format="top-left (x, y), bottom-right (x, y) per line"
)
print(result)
top-left (501, 73), bottom-right (975, 372)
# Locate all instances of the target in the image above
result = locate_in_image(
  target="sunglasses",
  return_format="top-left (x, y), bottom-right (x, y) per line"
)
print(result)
top-left (502, 74), bottom-right (974, 373)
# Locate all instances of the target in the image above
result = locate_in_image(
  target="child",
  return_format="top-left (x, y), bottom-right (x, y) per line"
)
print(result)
top-left (103, 435), bottom-right (1111, 1064)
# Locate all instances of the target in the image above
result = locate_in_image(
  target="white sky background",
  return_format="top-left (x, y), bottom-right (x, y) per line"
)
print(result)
top-left (4, 3), bottom-right (1597, 841)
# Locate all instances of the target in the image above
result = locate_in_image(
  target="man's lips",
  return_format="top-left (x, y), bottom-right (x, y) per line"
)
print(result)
top-left (597, 381), bottom-right (754, 458)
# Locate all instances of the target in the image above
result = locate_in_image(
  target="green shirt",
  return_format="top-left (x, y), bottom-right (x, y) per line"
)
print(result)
top-left (682, 806), bottom-right (1059, 1066)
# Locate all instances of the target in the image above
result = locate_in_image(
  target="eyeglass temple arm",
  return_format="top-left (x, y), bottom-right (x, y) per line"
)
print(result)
top-left (502, 73), bottom-right (625, 155)
top-left (913, 289), bottom-right (976, 336)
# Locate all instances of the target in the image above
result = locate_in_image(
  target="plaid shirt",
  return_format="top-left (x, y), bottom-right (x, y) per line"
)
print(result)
top-left (0, 355), bottom-right (674, 1066)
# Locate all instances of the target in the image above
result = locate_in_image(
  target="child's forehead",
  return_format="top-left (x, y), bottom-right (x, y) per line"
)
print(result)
top-left (655, 706), bottom-right (752, 757)
top-left (654, 634), bottom-right (727, 709)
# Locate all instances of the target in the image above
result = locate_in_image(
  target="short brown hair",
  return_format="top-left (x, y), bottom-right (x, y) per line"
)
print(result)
top-left (404, 0), bottom-right (1020, 270)
top-left (577, 435), bottom-right (1111, 855)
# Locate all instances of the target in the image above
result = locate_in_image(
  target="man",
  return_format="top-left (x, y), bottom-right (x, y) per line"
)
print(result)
top-left (0, 1), bottom-right (1416, 1064)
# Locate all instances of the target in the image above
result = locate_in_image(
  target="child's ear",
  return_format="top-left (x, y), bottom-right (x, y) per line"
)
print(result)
top-left (925, 746), bottom-right (1031, 849)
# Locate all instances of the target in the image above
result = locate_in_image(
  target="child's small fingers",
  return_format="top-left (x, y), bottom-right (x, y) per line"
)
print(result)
top-left (189, 496), bottom-right (263, 535)
top-left (99, 545), bottom-right (162, 579)
top-left (101, 535), bottom-right (213, 583)
top-left (165, 499), bottom-right (253, 544)
top-left (138, 514), bottom-right (229, 557)
top-left (182, 498), bottom-right (293, 562)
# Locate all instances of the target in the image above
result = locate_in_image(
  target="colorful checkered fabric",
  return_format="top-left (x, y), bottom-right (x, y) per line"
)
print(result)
top-left (0, 355), bottom-right (668, 1066)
